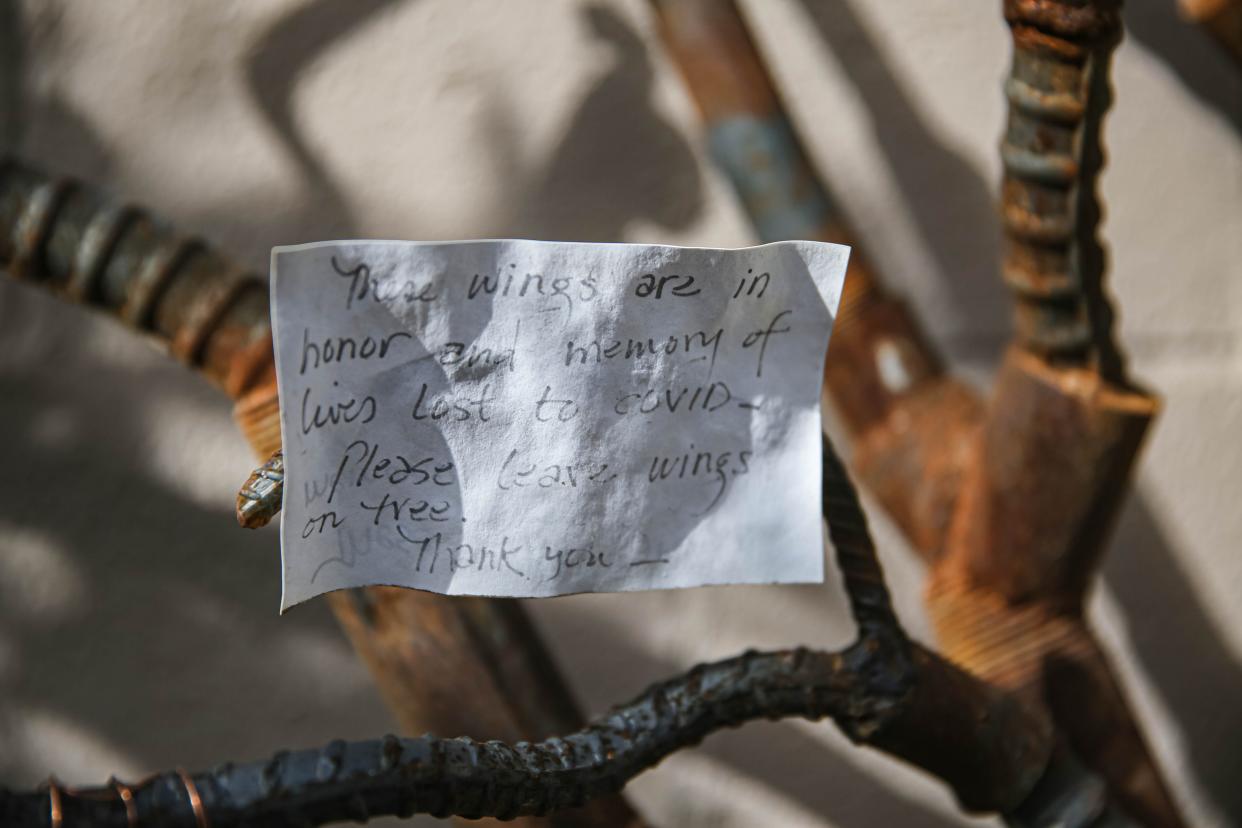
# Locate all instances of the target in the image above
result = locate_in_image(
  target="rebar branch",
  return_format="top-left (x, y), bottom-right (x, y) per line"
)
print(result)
top-left (1001, 0), bottom-right (1126, 378)
top-left (0, 644), bottom-right (910, 828)
top-left (0, 160), bottom-right (274, 400)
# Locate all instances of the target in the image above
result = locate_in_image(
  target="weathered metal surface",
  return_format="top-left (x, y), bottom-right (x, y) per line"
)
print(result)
top-left (655, 3), bottom-right (1188, 824)
top-left (648, 0), bottom-right (843, 248)
top-left (930, 348), bottom-right (1184, 827)
top-left (943, 348), bottom-right (1156, 607)
top-left (1000, 0), bottom-right (1126, 377)
top-left (0, 647), bottom-right (915, 827)
top-left (927, 573), bottom-right (1182, 828)
top-left (0, 645), bottom-right (1061, 827)
top-left (831, 325), bottom-right (983, 562)
top-left (2, 437), bottom-right (1079, 826)
top-left (948, 5), bottom-right (1188, 824)
top-left (234, 384), bottom-right (285, 465)
top-left (0, 157), bottom-right (646, 828)
top-left (826, 441), bottom-right (1048, 815)
top-left (1006, 747), bottom-right (1135, 828)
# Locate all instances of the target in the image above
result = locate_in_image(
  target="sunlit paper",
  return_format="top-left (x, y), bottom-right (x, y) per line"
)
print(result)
top-left (272, 239), bottom-right (848, 610)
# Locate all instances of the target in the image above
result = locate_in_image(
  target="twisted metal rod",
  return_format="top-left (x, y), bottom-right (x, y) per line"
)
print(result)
top-left (821, 439), bottom-right (900, 636)
top-left (0, 159), bottom-right (274, 399)
top-left (1, 437), bottom-right (915, 827)
top-left (0, 646), bottom-right (893, 828)
top-left (1000, 0), bottom-right (1127, 379)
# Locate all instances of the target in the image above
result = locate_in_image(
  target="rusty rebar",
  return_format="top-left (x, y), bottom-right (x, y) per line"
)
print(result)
top-left (652, 3), bottom-right (1187, 824)
top-left (0, 160), bottom-right (275, 398)
top-left (0, 647), bottom-right (896, 827)
top-left (943, 4), bottom-right (1188, 823)
top-left (1000, 0), bottom-right (1127, 379)
top-left (0, 645), bottom-right (1092, 827)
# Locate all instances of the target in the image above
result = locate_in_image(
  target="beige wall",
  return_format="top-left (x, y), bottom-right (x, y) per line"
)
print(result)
top-left (0, 1), bottom-right (1238, 826)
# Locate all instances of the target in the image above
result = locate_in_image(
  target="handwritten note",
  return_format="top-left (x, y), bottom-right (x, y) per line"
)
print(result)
top-left (272, 240), bottom-right (848, 610)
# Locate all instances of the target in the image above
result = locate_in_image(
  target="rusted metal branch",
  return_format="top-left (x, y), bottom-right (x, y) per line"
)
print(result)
top-left (1000, 0), bottom-right (1126, 379)
top-left (0, 643), bottom-right (1060, 827)
top-left (649, 0), bottom-right (982, 562)
top-left (928, 4), bottom-right (1188, 824)
top-left (0, 157), bottom-right (645, 828)
top-left (652, 2), bottom-right (1188, 824)
top-left (939, 349), bottom-right (1156, 610)
top-left (0, 647), bottom-right (901, 827)
top-left (0, 160), bottom-right (274, 398)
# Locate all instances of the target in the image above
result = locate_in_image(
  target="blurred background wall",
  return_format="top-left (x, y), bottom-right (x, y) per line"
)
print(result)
top-left (0, 1), bottom-right (1238, 825)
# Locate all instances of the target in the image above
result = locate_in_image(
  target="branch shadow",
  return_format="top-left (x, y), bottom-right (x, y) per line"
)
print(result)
top-left (0, 304), bottom-right (400, 762)
top-left (1104, 493), bottom-right (1242, 821)
top-left (1124, 0), bottom-right (1242, 134)
top-left (244, 0), bottom-right (409, 243)
top-left (6, 0), bottom-right (113, 185)
top-left (797, 0), bottom-right (1010, 352)
top-left (478, 4), bottom-right (704, 242)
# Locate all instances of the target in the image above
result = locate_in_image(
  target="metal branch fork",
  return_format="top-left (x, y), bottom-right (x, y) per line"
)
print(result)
top-left (1001, 0), bottom-right (1126, 376)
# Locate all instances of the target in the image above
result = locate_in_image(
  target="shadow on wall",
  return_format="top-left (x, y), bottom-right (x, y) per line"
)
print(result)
top-left (244, 0), bottom-right (706, 246)
top-left (479, 5), bottom-right (704, 242)
top-left (797, 0), bottom-right (1009, 356)
top-left (245, 0), bottom-right (411, 244)
top-left (247, 0), bottom-right (705, 247)
top-left (1124, 0), bottom-right (1242, 134)
top-left (5, 0), bottom-right (112, 181)
top-left (1106, 495), bottom-right (1242, 821)
top-left (0, 297), bottom-right (408, 785)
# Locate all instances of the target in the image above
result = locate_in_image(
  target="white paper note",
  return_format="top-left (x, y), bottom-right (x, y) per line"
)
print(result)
top-left (272, 239), bottom-right (848, 610)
